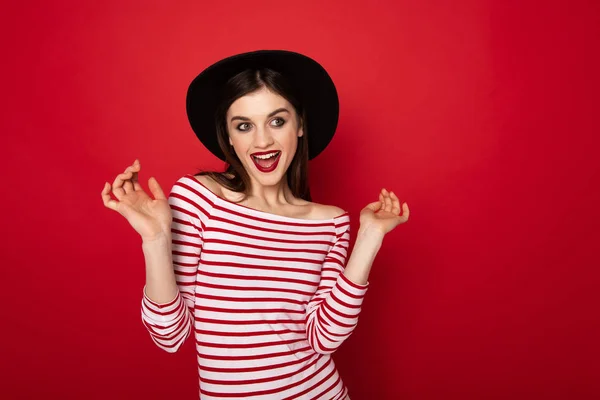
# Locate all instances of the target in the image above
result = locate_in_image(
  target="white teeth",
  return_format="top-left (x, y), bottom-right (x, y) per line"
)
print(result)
top-left (253, 152), bottom-right (279, 160)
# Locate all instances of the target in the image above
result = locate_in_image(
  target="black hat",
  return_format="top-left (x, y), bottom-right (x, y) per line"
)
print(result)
top-left (185, 49), bottom-right (339, 161)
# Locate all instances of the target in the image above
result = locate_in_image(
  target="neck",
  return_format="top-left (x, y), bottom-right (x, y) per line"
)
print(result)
top-left (248, 176), bottom-right (294, 208)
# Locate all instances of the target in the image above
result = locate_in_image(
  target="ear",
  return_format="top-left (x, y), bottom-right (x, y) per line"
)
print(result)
top-left (229, 137), bottom-right (233, 146)
top-left (298, 126), bottom-right (304, 137)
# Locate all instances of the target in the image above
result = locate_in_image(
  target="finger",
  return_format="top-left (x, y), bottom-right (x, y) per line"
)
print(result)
top-left (148, 177), bottom-right (167, 201)
top-left (132, 174), bottom-right (143, 191)
top-left (382, 188), bottom-right (392, 213)
top-left (390, 191), bottom-right (401, 215)
top-left (112, 170), bottom-right (135, 200)
top-left (131, 165), bottom-right (143, 191)
top-left (402, 202), bottom-right (410, 219)
top-left (365, 200), bottom-right (382, 212)
top-left (123, 163), bottom-right (140, 194)
top-left (123, 177), bottom-right (134, 194)
top-left (379, 193), bottom-right (385, 211)
top-left (128, 160), bottom-right (143, 191)
top-left (101, 182), bottom-right (120, 212)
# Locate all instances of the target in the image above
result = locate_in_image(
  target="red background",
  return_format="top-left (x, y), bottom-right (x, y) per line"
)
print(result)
top-left (2, 0), bottom-right (599, 399)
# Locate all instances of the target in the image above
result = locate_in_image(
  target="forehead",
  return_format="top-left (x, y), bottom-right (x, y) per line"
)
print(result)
top-left (227, 88), bottom-right (291, 117)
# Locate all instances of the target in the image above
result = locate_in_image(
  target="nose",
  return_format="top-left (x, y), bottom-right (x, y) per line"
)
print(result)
top-left (252, 125), bottom-right (275, 148)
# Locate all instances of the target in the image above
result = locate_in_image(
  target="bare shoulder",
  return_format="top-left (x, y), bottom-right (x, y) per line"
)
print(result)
top-left (192, 174), bottom-right (225, 197)
top-left (191, 174), bottom-right (345, 219)
top-left (310, 202), bottom-right (347, 220)
top-left (192, 173), bottom-right (246, 202)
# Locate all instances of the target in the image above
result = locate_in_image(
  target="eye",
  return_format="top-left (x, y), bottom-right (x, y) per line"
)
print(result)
top-left (236, 122), bottom-right (251, 132)
top-left (271, 117), bottom-right (286, 127)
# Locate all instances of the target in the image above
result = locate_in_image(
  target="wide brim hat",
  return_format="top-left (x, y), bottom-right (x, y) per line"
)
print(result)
top-left (186, 49), bottom-right (339, 161)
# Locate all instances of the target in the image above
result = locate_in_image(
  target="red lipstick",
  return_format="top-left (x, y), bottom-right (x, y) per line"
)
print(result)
top-left (251, 151), bottom-right (281, 173)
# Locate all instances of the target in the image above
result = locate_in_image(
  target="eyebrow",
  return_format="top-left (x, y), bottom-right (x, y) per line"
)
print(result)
top-left (230, 108), bottom-right (290, 122)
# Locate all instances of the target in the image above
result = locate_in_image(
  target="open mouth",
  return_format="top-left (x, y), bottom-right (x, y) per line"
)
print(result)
top-left (251, 151), bottom-right (281, 172)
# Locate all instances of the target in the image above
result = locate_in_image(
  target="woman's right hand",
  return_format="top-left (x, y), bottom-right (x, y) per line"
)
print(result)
top-left (101, 159), bottom-right (173, 242)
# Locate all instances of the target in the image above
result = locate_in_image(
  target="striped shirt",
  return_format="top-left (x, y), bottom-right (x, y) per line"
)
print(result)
top-left (141, 174), bottom-right (369, 399)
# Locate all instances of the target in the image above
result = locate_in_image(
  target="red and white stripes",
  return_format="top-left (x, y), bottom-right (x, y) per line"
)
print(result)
top-left (141, 174), bottom-right (369, 399)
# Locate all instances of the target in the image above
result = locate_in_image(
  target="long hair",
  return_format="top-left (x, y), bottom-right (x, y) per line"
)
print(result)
top-left (195, 68), bottom-right (311, 202)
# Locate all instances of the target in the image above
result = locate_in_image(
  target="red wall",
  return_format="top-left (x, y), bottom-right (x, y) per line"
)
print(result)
top-left (2, 0), bottom-right (599, 398)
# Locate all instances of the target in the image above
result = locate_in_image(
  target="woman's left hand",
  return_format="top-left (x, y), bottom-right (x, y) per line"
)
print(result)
top-left (359, 188), bottom-right (409, 235)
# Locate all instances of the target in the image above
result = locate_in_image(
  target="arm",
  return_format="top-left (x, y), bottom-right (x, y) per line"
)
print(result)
top-left (305, 220), bottom-right (379, 355)
top-left (304, 187), bottom-right (406, 354)
top-left (140, 177), bottom-right (211, 353)
top-left (341, 226), bottom-right (384, 285)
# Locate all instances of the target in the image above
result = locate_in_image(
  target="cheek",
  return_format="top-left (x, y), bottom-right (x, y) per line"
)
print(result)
top-left (230, 138), bottom-right (249, 154)
top-left (281, 129), bottom-right (297, 146)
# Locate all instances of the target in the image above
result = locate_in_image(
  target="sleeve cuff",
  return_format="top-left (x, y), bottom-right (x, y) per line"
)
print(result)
top-left (142, 285), bottom-right (182, 313)
top-left (326, 273), bottom-right (369, 311)
top-left (339, 272), bottom-right (369, 292)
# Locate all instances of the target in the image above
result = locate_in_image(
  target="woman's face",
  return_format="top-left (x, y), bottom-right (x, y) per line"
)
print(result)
top-left (226, 87), bottom-right (303, 187)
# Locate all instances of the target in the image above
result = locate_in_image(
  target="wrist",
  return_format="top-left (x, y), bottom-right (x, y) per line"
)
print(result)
top-left (142, 230), bottom-right (171, 245)
top-left (357, 225), bottom-right (385, 242)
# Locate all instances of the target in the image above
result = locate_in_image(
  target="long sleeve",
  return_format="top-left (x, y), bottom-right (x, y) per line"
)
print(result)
top-left (305, 219), bottom-right (369, 355)
top-left (140, 175), bottom-right (213, 352)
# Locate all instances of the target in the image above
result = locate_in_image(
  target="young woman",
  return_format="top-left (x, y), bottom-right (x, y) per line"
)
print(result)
top-left (101, 50), bottom-right (409, 400)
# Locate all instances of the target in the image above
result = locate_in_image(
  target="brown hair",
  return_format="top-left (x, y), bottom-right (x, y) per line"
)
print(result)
top-left (195, 68), bottom-right (311, 202)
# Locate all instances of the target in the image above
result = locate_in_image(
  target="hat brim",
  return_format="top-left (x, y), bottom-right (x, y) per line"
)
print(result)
top-left (186, 49), bottom-right (339, 161)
